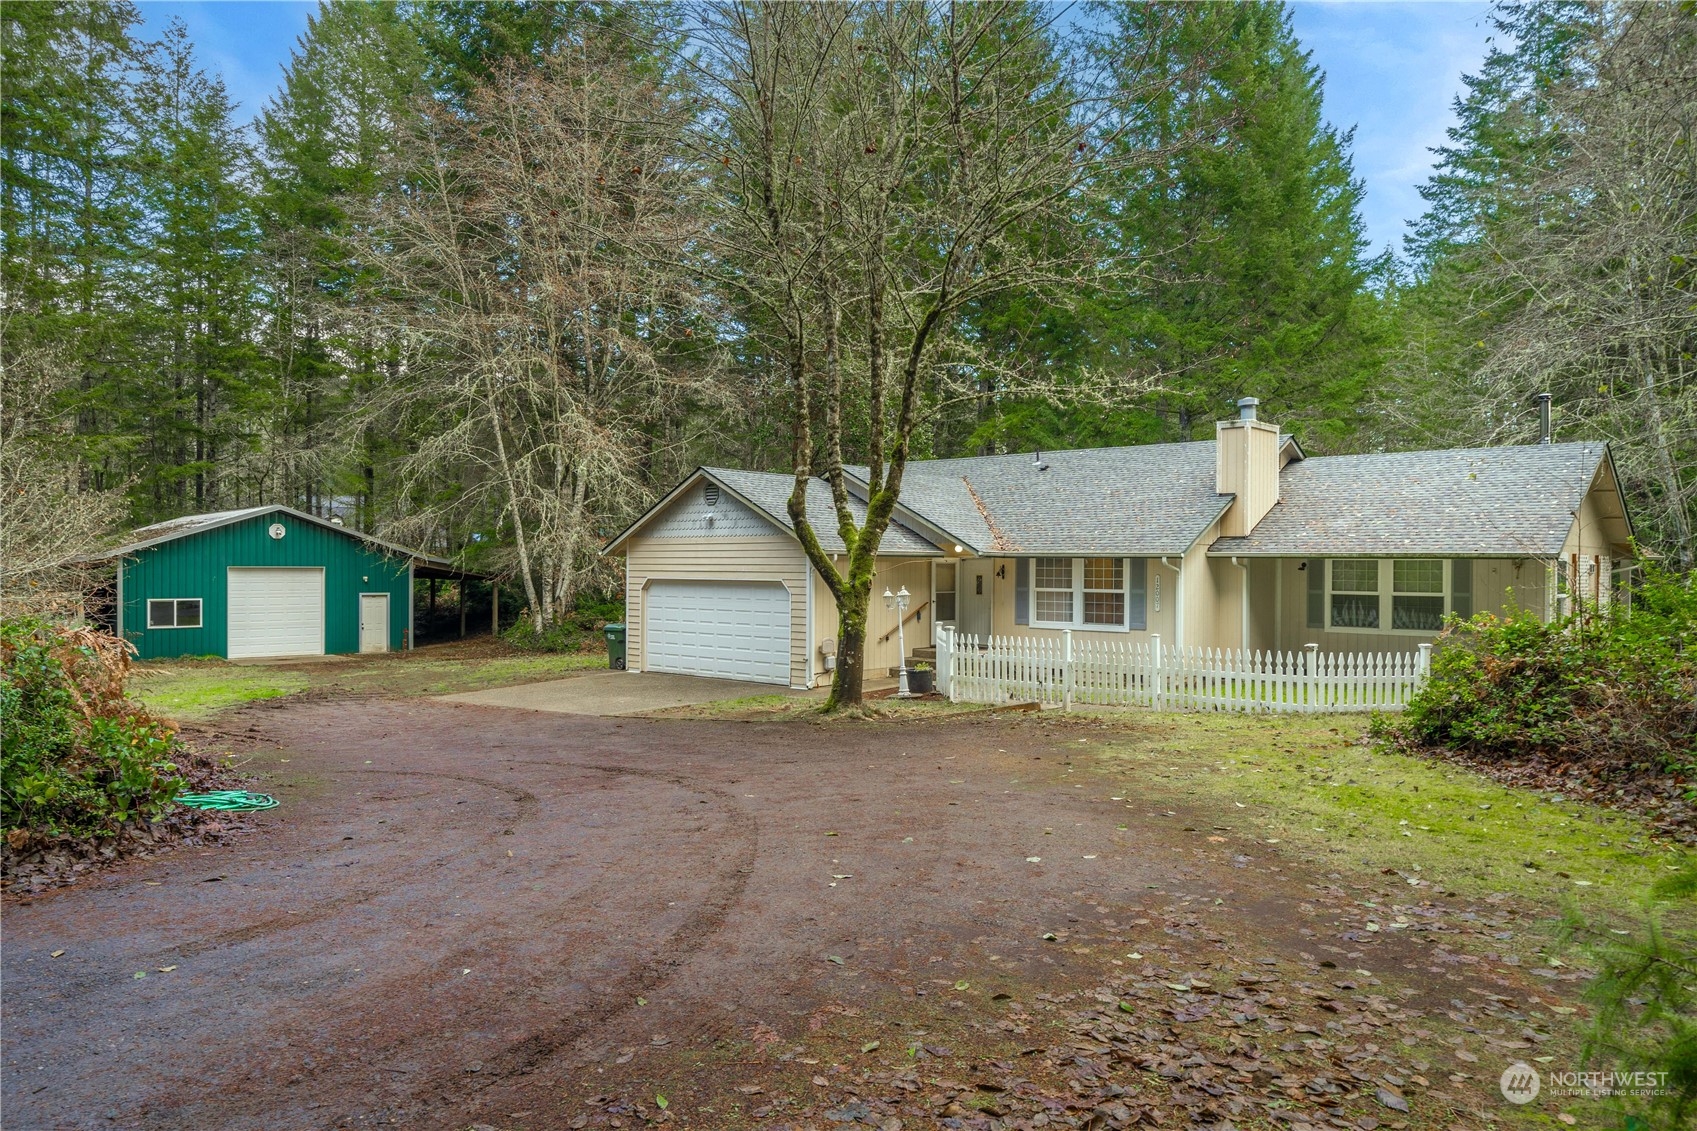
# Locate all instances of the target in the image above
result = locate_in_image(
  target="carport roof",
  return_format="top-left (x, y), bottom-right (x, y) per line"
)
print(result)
top-left (93, 504), bottom-right (486, 579)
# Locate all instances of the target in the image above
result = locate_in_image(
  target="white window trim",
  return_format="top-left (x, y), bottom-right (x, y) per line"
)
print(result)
top-left (147, 597), bottom-right (203, 630)
top-left (1326, 560), bottom-right (1453, 636)
top-left (1030, 557), bottom-right (1137, 633)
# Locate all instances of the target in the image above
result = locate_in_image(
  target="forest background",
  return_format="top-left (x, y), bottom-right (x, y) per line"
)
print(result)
top-left (3, 0), bottom-right (1693, 629)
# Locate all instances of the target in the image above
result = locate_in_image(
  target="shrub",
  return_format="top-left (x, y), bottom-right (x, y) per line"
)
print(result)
top-left (503, 592), bottom-right (625, 654)
top-left (1378, 565), bottom-right (1696, 771)
top-left (1569, 864), bottom-right (1697, 1131)
top-left (1, 618), bottom-right (186, 837)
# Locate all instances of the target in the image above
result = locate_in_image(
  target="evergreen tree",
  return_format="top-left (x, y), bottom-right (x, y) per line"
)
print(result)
top-left (121, 20), bottom-right (263, 517)
top-left (1, 1), bottom-right (145, 487)
top-left (256, 1), bottom-right (425, 523)
top-left (977, 1), bottom-right (1381, 455)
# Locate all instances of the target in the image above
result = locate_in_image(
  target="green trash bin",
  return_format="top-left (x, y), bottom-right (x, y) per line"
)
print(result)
top-left (604, 623), bottom-right (627, 670)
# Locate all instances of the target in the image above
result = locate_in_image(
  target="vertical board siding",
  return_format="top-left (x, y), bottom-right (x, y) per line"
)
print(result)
top-left (121, 512), bottom-right (411, 659)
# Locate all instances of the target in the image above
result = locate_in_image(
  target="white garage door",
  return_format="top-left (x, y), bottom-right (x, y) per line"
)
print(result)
top-left (227, 568), bottom-right (326, 659)
top-left (644, 581), bottom-right (790, 685)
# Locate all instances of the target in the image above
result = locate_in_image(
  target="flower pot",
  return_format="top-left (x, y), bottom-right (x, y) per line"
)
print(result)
top-left (905, 667), bottom-right (935, 695)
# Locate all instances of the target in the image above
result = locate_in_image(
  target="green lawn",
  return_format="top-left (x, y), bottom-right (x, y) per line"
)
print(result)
top-left (1084, 710), bottom-right (1690, 922)
top-left (132, 643), bottom-right (607, 721)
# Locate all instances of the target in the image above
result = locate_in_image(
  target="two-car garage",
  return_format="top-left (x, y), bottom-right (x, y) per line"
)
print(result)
top-left (641, 580), bottom-right (791, 685)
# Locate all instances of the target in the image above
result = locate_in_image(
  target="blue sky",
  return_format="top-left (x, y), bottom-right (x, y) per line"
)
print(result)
top-left (134, 0), bottom-right (1495, 259)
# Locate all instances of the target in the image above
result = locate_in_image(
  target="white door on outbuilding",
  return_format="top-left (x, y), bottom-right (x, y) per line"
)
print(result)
top-left (227, 567), bottom-right (326, 659)
top-left (359, 592), bottom-right (390, 653)
top-left (644, 580), bottom-right (790, 685)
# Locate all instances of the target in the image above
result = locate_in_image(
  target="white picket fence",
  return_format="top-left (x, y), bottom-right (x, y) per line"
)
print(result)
top-left (937, 629), bottom-right (1430, 713)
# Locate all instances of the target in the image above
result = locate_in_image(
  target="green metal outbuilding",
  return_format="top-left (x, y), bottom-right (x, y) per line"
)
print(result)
top-left (98, 505), bottom-right (475, 661)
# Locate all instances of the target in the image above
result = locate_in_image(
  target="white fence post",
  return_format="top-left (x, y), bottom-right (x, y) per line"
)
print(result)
top-left (1150, 633), bottom-right (1164, 711)
top-left (1304, 643), bottom-right (1318, 713)
top-left (1062, 628), bottom-right (1074, 712)
top-left (938, 627), bottom-right (954, 700)
top-left (1417, 641), bottom-right (1432, 685)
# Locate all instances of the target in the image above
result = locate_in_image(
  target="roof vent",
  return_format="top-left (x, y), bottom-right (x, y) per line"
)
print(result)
top-left (1237, 396), bottom-right (1259, 422)
top-left (1033, 449), bottom-right (1048, 472)
top-left (1533, 392), bottom-right (1553, 444)
top-left (704, 482), bottom-right (720, 506)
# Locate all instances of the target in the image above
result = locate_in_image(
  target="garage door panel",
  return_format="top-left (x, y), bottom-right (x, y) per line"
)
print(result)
top-left (645, 581), bottom-right (789, 685)
top-left (228, 568), bottom-right (326, 659)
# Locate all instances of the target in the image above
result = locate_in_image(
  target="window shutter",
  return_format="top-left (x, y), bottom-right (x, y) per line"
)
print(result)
top-left (1451, 559), bottom-right (1473, 620)
top-left (1015, 558), bottom-right (1030, 625)
top-left (1126, 558), bottom-right (1147, 630)
top-left (1305, 559), bottom-right (1324, 629)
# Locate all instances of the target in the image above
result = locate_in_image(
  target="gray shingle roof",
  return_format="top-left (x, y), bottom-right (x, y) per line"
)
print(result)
top-left (1208, 441), bottom-right (1609, 557)
top-left (874, 442), bottom-right (1233, 556)
top-left (707, 468), bottom-right (941, 556)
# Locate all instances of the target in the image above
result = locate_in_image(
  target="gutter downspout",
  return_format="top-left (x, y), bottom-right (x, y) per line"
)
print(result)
top-left (1231, 556), bottom-right (1249, 654)
top-left (1160, 556), bottom-right (1184, 651)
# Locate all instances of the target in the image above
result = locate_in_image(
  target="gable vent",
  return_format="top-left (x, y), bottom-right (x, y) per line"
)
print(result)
top-left (704, 483), bottom-right (720, 507)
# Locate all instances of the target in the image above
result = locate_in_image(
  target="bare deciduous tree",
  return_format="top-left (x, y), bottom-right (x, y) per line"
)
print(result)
top-left (696, 1), bottom-right (1187, 707)
top-left (1, 329), bottom-right (127, 613)
top-left (357, 40), bottom-right (721, 630)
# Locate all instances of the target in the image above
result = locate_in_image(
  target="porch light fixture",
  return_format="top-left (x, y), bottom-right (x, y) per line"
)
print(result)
top-left (996, 564), bottom-right (1006, 580)
top-left (953, 544), bottom-right (965, 555)
top-left (884, 585), bottom-right (913, 697)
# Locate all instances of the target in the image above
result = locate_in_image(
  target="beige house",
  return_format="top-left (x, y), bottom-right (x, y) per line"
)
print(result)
top-left (605, 401), bottom-right (1635, 689)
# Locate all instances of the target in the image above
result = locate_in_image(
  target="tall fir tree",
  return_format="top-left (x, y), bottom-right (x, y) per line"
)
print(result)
top-left (122, 20), bottom-right (263, 518)
top-left (974, 1), bottom-right (1381, 456)
top-left (257, 1), bottom-right (425, 524)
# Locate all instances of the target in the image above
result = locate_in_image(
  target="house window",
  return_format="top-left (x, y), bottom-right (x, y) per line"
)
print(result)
top-left (1328, 560), bottom-right (1380, 629)
top-left (1082, 558), bottom-right (1124, 626)
top-left (1034, 558), bottom-right (1074, 623)
top-left (1392, 560), bottom-right (1445, 630)
top-left (934, 562), bottom-right (957, 622)
top-left (1325, 559), bottom-right (1463, 633)
top-left (1027, 557), bottom-right (1145, 631)
top-left (147, 598), bottom-right (202, 629)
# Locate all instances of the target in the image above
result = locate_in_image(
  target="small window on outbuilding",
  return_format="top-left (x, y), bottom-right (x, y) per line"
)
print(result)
top-left (148, 598), bottom-right (202, 629)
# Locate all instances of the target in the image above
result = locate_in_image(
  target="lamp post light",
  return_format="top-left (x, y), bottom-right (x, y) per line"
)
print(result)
top-left (884, 584), bottom-right (912, 697)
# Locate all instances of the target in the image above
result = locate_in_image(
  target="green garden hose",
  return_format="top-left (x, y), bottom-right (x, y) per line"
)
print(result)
top-left (176, 790), bottom-right (279, 813)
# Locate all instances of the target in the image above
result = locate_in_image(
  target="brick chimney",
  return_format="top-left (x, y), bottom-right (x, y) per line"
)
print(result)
top-left (1215, 397), bottom-right (1281, 537)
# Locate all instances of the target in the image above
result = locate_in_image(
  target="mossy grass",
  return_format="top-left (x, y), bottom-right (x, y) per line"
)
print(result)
top-left (1087, 711), bottom-right (1691, 924)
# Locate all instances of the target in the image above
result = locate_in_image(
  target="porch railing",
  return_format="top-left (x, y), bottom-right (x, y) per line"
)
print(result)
top-left (936, 629), bottom-right (1430, 714)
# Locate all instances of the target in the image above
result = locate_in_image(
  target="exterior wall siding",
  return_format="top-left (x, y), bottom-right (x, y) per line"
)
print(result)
top-left (624, 532), bottom-right (811, 688)
top-left (1270, 556), bottom-right (1546, 654)
top-left (119, 512), bottom-right (411, 660)
top-left (980, 554), bottom-right (1181, 647)
top-left (811, 557), bottom-right (934, 679)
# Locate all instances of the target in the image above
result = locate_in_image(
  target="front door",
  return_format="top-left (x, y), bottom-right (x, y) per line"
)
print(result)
top-left (958, 560), bottom-right (993, 639)
top-left (359, 593), bottom-right (390, 653)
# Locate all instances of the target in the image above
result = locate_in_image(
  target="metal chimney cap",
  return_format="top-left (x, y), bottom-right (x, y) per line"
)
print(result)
top-left (1236, 397), bottom-right (1260, 422)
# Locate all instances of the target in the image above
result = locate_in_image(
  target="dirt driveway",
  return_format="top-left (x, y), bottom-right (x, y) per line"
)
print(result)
top-left (4, 700), bottom-right (1572, 1131)
top-left (437, 670), bottom-right (804, 715)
